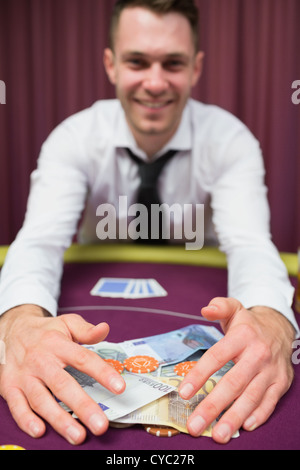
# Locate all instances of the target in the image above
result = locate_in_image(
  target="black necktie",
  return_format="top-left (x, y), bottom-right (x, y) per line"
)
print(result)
top-left (126, 148), bottom-right (177, 244)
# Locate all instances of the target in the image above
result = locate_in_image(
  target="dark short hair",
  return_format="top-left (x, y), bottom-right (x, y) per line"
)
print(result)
top-left (109, 0), bottom-right (200, 51)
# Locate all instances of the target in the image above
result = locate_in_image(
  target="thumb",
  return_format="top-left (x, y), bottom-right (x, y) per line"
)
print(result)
top-left (61, 314), bottom-right (110, 345)
top-left (201, 297), bottom-right (243, 328)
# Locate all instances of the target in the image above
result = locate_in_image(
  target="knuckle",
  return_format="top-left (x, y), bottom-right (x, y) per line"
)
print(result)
top-left (202, 398), bottom-right (220, 420)
top-left (243, 388), bottom-right (261, 408)
top-left (50, 370), bottom-right (71, 397)
top-left (26, 385), bottom-right (45, 411)
top-left (236, 323), bottom-right (257, 341)
top-left (254, 343), bottom-right (272, 363)
top-left (264, 390), bottom-right (278, 413)
top-left (73, 347), bottom-right (90, 369)
top-left (206, 346), bottom-right (225, 370)
top-left (224, 373), bottom-right (244, 396)
top-left (279, 369), bottom-right (293, 393)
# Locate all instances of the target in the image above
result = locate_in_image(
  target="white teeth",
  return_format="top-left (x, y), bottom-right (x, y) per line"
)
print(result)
top-left (139, 101), bottom-right (167, 108)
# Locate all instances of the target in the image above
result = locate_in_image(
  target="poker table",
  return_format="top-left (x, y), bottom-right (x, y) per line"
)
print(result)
top-left (0, 244), bottom-right (299, 452)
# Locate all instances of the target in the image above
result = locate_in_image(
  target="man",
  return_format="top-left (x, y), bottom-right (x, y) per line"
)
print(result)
top-left (0, 0), bottom-right (297, 446)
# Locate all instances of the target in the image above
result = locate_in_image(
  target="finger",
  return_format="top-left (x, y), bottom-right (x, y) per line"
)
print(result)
top-left (61, 341), bottom-right (126, 395)
top-left (43, 365), bottom-right (110, 438)
top-left (211, 372), bottom-right (270, 443)
top-left (5, 386), bottom-right (46, 439)
top-left (201, 297), bottom-right (243, 329)
top-left (23, 377), bottom-right (88, 445)
top-left (36, 330), bottom-right (125, 395)
top-left (242, 381), bottom-right (286, 433)
top-left (37, 355), bottom-right (121, 437)
top-left (179, 332), bottom-right (245, 401)
top-left (185, 354), bottom-right (261, 439)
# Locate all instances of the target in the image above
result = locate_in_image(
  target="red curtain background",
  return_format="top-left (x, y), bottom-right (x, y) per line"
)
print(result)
top-left (0, 0), bottom-right (299, 252)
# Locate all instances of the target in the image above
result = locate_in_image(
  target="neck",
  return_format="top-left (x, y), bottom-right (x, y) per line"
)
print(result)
top-left (134, 136), bottom-right (169, 158)
top-left (128, 123), bottom-right (180, 159)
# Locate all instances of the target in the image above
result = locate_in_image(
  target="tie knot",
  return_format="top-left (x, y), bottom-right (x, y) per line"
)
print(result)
top-left (125, 147), bottom-right (178, 244)
top-left (126, 148), bottom-right (177, 186)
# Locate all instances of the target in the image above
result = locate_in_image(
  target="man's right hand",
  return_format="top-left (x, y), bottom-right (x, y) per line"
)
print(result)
top-left (0, 305), bottom-right (126, 445)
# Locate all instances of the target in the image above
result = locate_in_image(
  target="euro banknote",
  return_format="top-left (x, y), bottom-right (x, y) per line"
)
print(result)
top-left (111, 359), bottom-right (238, 438)
top-left (60, 324), bottom-right (235, 436)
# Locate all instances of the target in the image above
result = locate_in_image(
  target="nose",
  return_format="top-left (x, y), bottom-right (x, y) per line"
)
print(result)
top-left (143, 63), bottom-right (169, 95)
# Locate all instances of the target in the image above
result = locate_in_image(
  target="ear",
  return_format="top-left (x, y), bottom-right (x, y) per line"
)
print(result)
top-left (103, 48), bottom-right (117, 85)
top-left (191, 51), bottom-right (205, 87)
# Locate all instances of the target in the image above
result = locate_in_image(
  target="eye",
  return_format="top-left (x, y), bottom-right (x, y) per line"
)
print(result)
top-left (126, 58), bottom-right (148, 69)
top-left (164, 59), bottom-right (186, 71)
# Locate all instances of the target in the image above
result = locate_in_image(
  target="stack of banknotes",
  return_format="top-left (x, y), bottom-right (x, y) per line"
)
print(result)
top-left (59, 324), bottom-right (239, 438)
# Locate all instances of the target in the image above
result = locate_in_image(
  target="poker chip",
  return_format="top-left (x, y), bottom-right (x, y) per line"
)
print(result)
top-left (143, 425), bottom-right (180, 437)
top-left (109, 422), bottom-right (135, 429)
top-left (104, 358), bottom-right (124, 374)
top-left (124, 355), bottom-right (159, 374)
top-left (174, 361), bottom-right (197, 377)
top-left (0, 445), bottom-right (25, 450)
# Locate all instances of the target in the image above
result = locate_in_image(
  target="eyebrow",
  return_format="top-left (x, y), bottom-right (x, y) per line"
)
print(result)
top-left (121, 51), bottom-right (191, 61)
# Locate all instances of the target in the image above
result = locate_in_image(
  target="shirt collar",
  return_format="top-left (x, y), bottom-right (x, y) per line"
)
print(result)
top-left (114, 100), bottom-right (192, 160)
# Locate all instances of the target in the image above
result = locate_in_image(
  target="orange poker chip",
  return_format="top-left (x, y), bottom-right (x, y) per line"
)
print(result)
top-left (124, 355), bottom-right (159, 374)
top-left (143, 425), bottom-right (180, 437)
top-left (174, 361), bottom-right (197, 377)
top-left (104, 359), bottom-right (124, 374)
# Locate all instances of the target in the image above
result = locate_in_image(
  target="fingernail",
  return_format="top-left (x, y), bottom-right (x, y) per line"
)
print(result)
top-left (109, 376), bottom-right (125, 393)
top-left (89, 413), bottom-right (107, 434)
top-left (244, 415), bottom-right (257, 431)
top-left (66, 425), bottom-right (81, 445)
top-left (179, 383), bottom-right (195, 400)
top-left (207, 304), bottom-right (218, 311)
top-left (215, 423), bottom-right (232, 442)
top-left (29, 421), bottom-right (41, 438)
top-left (189, 415), bottom-right (206, 436)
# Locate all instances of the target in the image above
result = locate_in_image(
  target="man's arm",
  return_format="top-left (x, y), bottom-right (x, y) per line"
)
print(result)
top-left (180, 116), bottom-right (298, 443)
top-left (209, 126), bottom-right (298, 332)
top-left (0, 115), bottom-right (126, 444)
top-left (0, 305), bottom-right (125, 445)
top-left (0, 120), bottom-right (88, 318)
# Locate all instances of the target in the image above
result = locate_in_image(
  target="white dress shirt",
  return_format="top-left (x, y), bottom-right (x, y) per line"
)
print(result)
top-left (0, 99), bottom-right (298, 333)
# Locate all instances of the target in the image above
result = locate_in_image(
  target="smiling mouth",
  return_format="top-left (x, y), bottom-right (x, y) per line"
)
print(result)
top-left (134, 99), bottom-right (173, 109)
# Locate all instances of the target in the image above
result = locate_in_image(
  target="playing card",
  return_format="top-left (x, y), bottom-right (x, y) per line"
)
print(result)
top-left (90, 278), bottom-right (167, 299)
top-left (90, 278), bottom-right (135, 298)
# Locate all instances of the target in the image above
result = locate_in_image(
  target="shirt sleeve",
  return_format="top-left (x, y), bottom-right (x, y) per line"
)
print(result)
top-left (209, 123), bottom-right (299, 336)
top-left (0, 121), bottom-right (88, 316)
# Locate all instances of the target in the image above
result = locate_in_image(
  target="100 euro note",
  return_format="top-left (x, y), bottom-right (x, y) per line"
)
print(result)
top-left (111, 375), bottom-right (219, 436)
top-left (60, 324), bottom-right (238, 437)
top-left (59, 342), bottom-right (177, 421)
top-left (111, 359), bottom-right (239, 438)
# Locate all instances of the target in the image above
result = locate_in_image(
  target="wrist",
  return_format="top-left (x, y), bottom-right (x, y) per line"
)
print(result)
top-left (0, 305), bottom-right (50, 340)
top-left (249, 305), bottom-right (295, 341)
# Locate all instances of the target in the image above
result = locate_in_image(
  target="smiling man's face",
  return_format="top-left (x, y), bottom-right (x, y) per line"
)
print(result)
top-left (104, 7), bottom-right (204, 154)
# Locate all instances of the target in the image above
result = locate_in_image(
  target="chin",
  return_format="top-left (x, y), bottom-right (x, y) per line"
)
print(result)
top-left (137, 119), bottom-right (174, 135)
